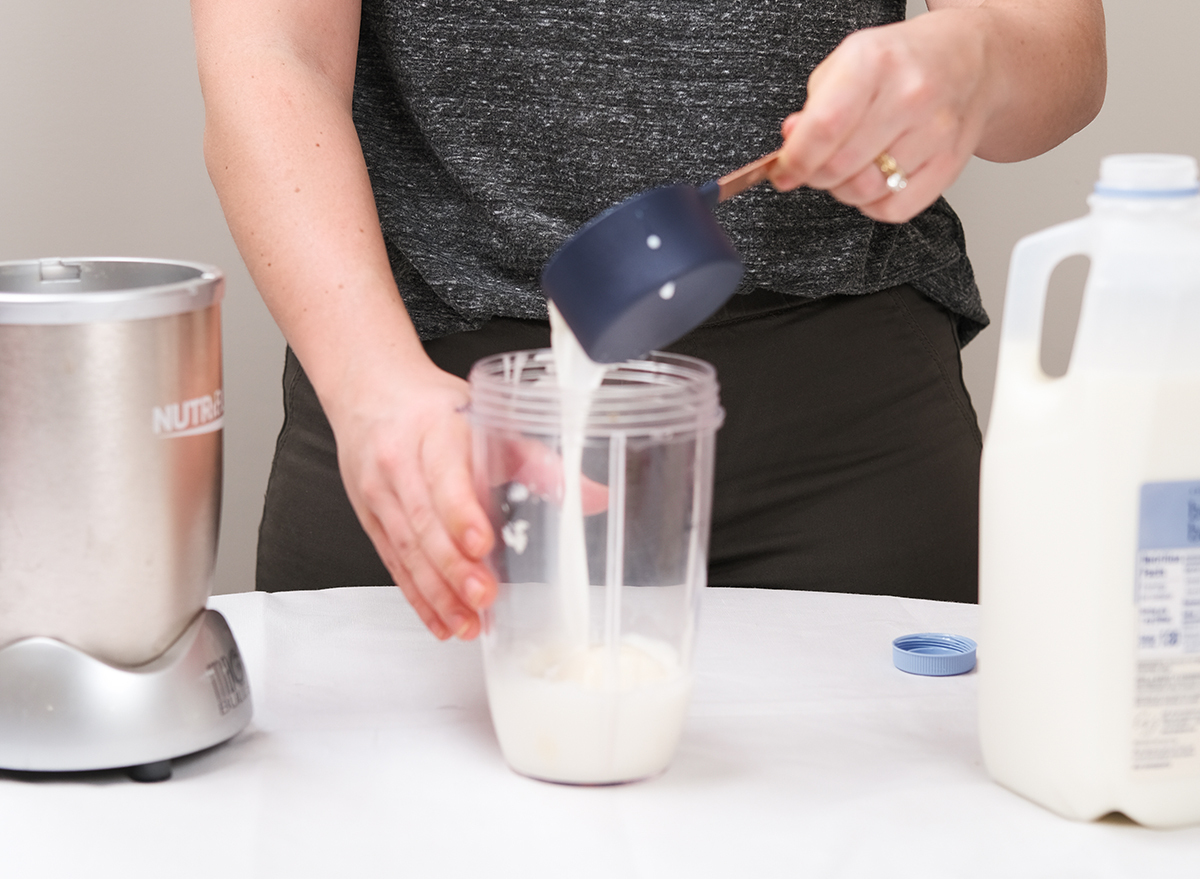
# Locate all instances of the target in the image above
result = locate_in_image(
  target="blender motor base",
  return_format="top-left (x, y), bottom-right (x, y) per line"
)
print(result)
top-left (0, 609), bottom-right (252, 775)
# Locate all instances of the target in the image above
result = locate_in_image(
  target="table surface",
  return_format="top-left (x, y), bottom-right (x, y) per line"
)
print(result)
top-left (3, 586), bottom-right (1199, 878)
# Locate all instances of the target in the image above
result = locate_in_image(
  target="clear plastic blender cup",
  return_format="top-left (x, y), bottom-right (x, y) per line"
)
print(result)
top-left (468, 350), bottom-right (723, 784)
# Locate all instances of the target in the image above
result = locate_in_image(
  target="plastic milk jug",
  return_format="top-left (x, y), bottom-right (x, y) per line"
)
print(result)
top-left (979, 154), bottom-right (1200, 827)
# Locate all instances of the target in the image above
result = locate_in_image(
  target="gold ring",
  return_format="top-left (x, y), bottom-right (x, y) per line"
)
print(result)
top-left (875, 152), bottom-right (908, 194)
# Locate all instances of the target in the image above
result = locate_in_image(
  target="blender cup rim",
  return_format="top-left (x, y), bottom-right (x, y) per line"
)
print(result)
top-left (466, 349), bottom-right (724, 435)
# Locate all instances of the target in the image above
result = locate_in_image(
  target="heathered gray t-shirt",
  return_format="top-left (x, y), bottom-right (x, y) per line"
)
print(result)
top-left (352, 0), bottom-right (987, 343)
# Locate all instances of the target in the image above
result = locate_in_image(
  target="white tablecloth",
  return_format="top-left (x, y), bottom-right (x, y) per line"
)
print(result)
top-left (3, 586), bottom-right (1198, 878)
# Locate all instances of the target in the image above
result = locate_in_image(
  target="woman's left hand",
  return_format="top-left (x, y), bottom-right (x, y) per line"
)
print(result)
top-left (768, 0), bottom-right (1106, 223)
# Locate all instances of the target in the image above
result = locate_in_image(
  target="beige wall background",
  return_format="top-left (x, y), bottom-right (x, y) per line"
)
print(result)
top-left (2, 1), bottom-right (1197, 595)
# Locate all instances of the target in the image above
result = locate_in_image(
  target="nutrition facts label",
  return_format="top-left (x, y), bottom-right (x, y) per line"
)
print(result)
top-left (1133, 481), bottom-right (1200, 776)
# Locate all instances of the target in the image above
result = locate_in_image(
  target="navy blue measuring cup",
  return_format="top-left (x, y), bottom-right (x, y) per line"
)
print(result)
top-left (541, 151), bottom-right (781, 363)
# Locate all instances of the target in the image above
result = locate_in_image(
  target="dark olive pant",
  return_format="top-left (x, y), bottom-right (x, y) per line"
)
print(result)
top-left (257, 285), bottom-right (983, 603)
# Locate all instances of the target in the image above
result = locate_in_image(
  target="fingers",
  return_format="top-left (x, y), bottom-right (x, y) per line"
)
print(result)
top-left (772, 36), bottom-right (882, 192)
top-left (355, 502), bottom-right (457, 640)
top-left (338, 380), bottom-right (499, 642)
top-left (769, 19), bottom-right (984, 224)
top-left (420, 412), bottom-right (494, 559)
top-left (354, 450), bottom-right (484, 640)
top-left (852, 138), bottom-right (971, 224)
top-left (502, 437), bottom-right (566, 503)
top-left (579, 475), bottom-right (609, 517)
top-left (500, 436), bottom-right (610, 515)
top-left (418, 416), bottom-right (498, 604)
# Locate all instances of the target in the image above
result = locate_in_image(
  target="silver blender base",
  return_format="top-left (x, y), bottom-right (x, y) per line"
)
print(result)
top-left (0, 609), bottom-right (252, 780)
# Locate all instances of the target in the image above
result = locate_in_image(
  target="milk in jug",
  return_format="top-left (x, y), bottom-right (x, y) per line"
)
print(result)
top-left (980, 154), bottom-right (1200, 827)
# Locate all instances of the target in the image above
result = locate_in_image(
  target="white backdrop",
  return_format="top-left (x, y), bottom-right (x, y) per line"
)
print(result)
top-left (2, 1), bottom-right (1197, 594)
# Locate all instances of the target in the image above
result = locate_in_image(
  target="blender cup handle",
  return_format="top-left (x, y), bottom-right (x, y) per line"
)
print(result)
top-left (997, 216), bottom-right (1092, 385)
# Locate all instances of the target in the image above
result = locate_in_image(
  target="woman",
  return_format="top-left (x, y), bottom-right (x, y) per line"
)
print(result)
top-left (191, 0), bottom-right (1106, 639)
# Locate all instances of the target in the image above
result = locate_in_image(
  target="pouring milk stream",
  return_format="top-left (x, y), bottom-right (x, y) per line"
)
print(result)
top-left (478, 156), bottom-right (738, 783)
top-left (480, 305), bottom-right (693, 784)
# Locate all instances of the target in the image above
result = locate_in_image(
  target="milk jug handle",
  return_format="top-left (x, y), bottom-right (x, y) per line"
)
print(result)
top-left (999, 217), bottom-right (1091, 374)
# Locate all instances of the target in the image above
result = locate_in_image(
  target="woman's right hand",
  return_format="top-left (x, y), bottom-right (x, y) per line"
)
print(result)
top-left (328, 355), bottom-right (610, 641)
top-left (327, 358), bottom-right (498, 641)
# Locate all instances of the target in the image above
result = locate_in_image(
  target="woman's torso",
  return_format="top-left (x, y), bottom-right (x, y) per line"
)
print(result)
top-left (352, 0), bottom-right (985, 341)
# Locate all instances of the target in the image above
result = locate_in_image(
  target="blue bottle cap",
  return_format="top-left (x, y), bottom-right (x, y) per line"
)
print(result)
top-left (892, 633), bottom-right (977, 676)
